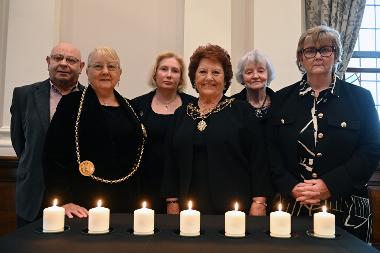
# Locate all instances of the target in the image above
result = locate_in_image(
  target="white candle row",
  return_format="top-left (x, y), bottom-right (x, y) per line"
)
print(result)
top-left (43, 200), bottom-right (335, 238)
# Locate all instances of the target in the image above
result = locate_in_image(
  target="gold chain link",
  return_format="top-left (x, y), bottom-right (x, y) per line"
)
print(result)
top-left (75, 86), bottom-right (146, 184)
top-left (186, 98), bottom-right (234, 120)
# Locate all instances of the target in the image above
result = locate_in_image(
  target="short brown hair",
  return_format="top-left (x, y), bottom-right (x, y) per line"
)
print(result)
top-left (151, 52), bottom-right (187, 92)
top-left (188, 44), bottom-right (233, 93)
top-left (296, 25), bottom-right (342, 73)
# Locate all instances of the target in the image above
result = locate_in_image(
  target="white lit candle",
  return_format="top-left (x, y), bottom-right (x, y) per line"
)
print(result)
top-left (88, 200), bottom-right (110, 234)
top-left (225, 202), bottom-right (245, 237)
top-left (43, 199), bottom-right (65, 232)
top-left (313, 206), bottom-right (335, 238)
top-left (270, 203), bottom-right (291, 238)
top-left (134, 201), bottom-right (155, 235)
top-left (180, 200), bottom-right (200, 236)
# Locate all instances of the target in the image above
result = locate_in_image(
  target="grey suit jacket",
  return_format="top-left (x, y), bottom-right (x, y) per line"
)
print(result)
top-left (10, 79), bottom-right (83, 221)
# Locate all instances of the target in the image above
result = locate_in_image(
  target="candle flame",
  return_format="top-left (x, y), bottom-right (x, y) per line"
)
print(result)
top-left (53, 198), bottom-right (58, 207)
top-left (97, 199), bottom-right (102, 207)
top-left (234, 202), bottom-right (239, 211)
top-left (278, 203), bottom-right (282, 211)
top-left (322, 206), bottom-right (327, 212)
top-left (142, 201), bottom-right (147, 208)
top-left (188, 200), bottom-right (192, 210)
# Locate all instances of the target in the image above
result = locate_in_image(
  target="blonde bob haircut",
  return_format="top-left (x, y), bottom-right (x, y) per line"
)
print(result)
top-left (150, 52), bottom-right (187, 92)
top-left (87, 47), bottom-right (121, 69)
top-left (296, 25), bottom-right (343, 73)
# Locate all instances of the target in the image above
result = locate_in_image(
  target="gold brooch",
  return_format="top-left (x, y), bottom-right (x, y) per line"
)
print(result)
top-left (79, 160), bottom-right (95, 176)
top-left (187, 98), bottom-right (234, 132)
top-left (197, 119), bottom-right (207, 131)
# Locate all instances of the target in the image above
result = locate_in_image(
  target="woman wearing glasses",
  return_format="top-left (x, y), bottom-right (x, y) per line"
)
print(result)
top-left (44, 47), bottom-right (146, 218)
top-left (162, 44), bottom-right (271, 215)
top-left (267, 25), bottom-right (380, 241)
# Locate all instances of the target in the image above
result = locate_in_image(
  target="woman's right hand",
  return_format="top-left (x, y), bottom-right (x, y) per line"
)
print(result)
top-left (62, 203), bottom-right (89, 218)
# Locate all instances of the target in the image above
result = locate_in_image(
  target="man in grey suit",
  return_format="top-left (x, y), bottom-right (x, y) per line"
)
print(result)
top-left (10, 42), bottom-right (85, 227)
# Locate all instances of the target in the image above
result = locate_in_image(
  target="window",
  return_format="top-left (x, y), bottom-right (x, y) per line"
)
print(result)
top-left (345, 0), bottom-right (380, 117)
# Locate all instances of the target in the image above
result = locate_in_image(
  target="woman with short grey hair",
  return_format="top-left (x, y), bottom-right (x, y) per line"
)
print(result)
top-left (232, 49), bottom-right (275, 120)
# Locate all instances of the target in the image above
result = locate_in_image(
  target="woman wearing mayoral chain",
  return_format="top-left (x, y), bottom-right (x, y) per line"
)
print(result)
top-left (161, 44), bottom-right (272, 215)
top-left (44, 47), bottom-right (146, 218)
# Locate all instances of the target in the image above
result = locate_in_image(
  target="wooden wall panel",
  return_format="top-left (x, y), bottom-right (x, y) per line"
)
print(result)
top-left (0, 156), bottom-right (17, 235)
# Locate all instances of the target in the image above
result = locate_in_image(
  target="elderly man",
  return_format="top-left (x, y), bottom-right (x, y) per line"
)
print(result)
top-left (10, 42), bottom-right (85, 227)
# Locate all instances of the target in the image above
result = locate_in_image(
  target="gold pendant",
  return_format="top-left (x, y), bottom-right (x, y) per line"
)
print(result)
top-left (197, 120), bottom-right (207, 131)
top-left (79, 160), bottom-right (95, 176)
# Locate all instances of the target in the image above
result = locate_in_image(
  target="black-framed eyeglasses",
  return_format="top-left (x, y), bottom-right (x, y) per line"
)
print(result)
top-left (88, 63), bottom-right (120, 72)
top-left (50, 54), bottom-right (80, 65)
top-left (302, 46), bottom-right (335, 59)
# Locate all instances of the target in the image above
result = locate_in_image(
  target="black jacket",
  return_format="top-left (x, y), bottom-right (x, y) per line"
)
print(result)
top-left (131, 90), bottom-right (196, 213)
top-left (10, 79), bottom-right (84, 221)
top-left (231, 87), bottom-right (275, 121)
top-left (161, 98), bottom-right (272, 213)
top-left (43, 86), bottom-right (145, 212)
top-left (267, 78), bottom-right (380, 198)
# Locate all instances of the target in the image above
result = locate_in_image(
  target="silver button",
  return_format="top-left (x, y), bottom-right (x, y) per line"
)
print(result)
top-left (316, 152), bottom-right (322, 157)
top-left (341, 122), bottom-right (347, 128)
top-left (318, 133), bottom-right (324, 139)
top-left (318, 113), bottom-right (324, 119)
top-left (308, 159), bottom-right (314, 166)
top-left (312, 172), bottom-right (318, 178)
top-left (281, 119), bottom-right (285, 124)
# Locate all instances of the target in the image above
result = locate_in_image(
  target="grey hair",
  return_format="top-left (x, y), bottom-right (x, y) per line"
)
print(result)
top-left (235, 49), bottom-right (275, 85)
top-left (296, 25), bottom-right (343, 73)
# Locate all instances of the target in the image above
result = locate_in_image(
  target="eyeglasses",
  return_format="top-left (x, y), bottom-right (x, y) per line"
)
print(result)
top-left (302, 46), bottom-right (335, 59)
top-left (50, 54), bottom-right (80, 65)
top-left (88, 63), bottom-right (119, 72)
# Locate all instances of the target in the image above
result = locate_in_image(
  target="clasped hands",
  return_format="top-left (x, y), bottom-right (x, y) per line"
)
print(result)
top-left (291, 179), bottom-right (331, 204)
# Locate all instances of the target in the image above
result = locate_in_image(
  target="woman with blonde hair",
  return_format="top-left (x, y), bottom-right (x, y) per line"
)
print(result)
top-left (132, 52), bottom-right (195, 213)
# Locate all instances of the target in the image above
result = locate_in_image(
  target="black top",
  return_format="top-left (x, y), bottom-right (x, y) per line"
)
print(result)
top-left (132, 90), bottom-right (196, 213)
top-left (231, 87), bottom-right (275, 121)
top-left (267, 77), bottom-right (380, 199)
top-left (188, 129), bottom-right (215, 213)
top-left (43, 86), bottom-right (145, 212)
top-left (161, 97), bottom-right (273, 213)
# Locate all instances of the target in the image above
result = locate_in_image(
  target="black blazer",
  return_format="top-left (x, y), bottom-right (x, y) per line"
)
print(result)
top-left (231, 87), bottom-right (275, 121)
top-left (10, 79), bottom-right (84, 221)
top-left (132, 90), bottom-right (196, 118)
top-left (161, 98), bottom-right (272, 213)
top-left (267, 78), bottom-right (380, 199)
top-left (231, 87), bottom-right (275, 102)
top-left (43, 86), bottom-right (145, 212)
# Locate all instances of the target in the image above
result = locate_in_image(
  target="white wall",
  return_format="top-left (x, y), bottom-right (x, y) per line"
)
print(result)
top-left (253, 0), bottom-right (303, 91)
top-left (0, 0), bottom-right (304, 156)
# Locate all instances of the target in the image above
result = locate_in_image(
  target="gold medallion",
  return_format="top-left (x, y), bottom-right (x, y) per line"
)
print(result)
top-left (197, 120), bottom-right (207, 131)
top-left (79, 160), bottom-right (95, 176)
